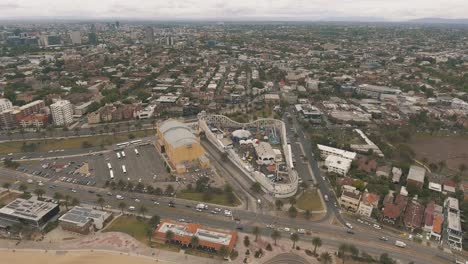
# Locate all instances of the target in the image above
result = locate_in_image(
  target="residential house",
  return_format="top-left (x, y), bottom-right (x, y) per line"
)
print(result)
top-left (357, 192), bottom-right (380, 218)
top-left (382, 192), bottom-right (408, 225)
top-left (407, 165), bottom-right (426, 189)
top-left (404, 199), bottom-right (424, 230)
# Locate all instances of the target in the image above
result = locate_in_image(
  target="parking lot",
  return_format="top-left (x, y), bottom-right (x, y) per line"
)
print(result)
top-left (17, 143), bottom-right (171, 189)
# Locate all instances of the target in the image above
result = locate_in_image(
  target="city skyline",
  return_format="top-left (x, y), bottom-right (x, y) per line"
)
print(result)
top-left (1, 0), bottom-right (468, 22)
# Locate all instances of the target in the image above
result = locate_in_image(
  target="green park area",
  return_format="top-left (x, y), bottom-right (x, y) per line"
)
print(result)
top-left (177, 190), bottom-right (241, 207)
top-left (296, 189), bottom-right (324, 212)
top-left (0, 129), bottom-right (155, 154)
top-left (103, 216), bottom-right (151, 245)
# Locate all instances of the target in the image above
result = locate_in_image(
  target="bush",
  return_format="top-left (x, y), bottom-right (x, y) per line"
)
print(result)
top-left (254, 249), bottom-right (263, 258)
top-left (245, 249), bottom-right (250, 256)
top-left (296, 246), bottom-right (300, 250)
top-left (305, 249), bottom-right (313, 256)
top-left (266, 243), bottom-right (272, 251)
top-left (230, 250), bottom-right (239, 260)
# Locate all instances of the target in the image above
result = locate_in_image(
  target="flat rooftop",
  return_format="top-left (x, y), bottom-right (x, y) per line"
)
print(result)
top-left (0, 198), bottom-right (58, 221)
top-left (59, 206), bottom-right (111, 227)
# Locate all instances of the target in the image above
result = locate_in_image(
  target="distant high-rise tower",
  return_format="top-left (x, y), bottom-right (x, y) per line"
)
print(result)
top-left (144, 27), bottom-right (154, 44)
top-left (88, 32), bottom-right (98, 45)
top-left (70, 31), bottom-right (81, 45)
top-left (166, 36), bottom-right (174, 46)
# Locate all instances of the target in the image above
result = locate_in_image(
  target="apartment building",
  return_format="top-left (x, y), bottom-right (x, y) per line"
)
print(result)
top-left (0, 98), bottom-right (13, 112)
top-left (317, 144), bottom-right (357, 160)
top-left (325, 155), bottom-right (352, 176)
top-left (444, 197), bottom-right (463, 251)
top-left (339, 185), bottom-right (361, 212)
top-left (50, 100), bottom-right (73, 126)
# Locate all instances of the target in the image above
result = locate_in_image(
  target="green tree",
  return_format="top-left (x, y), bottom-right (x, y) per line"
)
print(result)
top-left (139, 205), bottom-right (148, 217)
top-left (190, 236), bottom-right (200, 249)
top-left (97, 197), bottom-right (105, 210)
top-left (304, 210), bottom-right (311, 220)
top-left (118, 201), bottom-right (126, 214)
top-left (312, 237), bottom-right (322, 255)
top-left (288, 205), bottom-right (298, 218)
top-left (165, 230), bottom-right (174, 242)
top-left (252, 226), bottom-right (261, 242)
top-left (2, 182), bottom-right (11, 192)
top-left (53, 192), bottom-right (63, 202)
top-left (251, 182), bottom-right (262, 193)
top-left (320, 252), bottom-right (332, 264)
top-left (149, 215), bottom-right (160, 227)
top-left (290, 233), bottom-right (299, 249)
top-left (289, 197), bottom-right (296, 206)
top-left (275, 200), bottom-right (283, 210)
top-left (348, 244), bottom-right (359, 258)
top-left (33, 188), bottom-right (45, 198)
top-left (271, 230), bottom-right (281, 246)
top-left (379, 253), bottom-right (395, 264)
top-left (19, 183), bottom-right (28, 193)
top-left (244, 236), bottom-right (250, 247)
top-left (218, 245), bottom-right (229, 258)
top-left (338, 243), bottom-right (349, 264)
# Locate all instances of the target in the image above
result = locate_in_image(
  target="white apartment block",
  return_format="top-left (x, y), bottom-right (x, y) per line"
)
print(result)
top-left (317, 144), bottom-right (357, 160)
top-left (325, 155), bottom-right (352, 176)
top-left (70, 31), bottom-right (82, 45)
top-left (0, 98), bottom-right (13, 112)
top-left (339, 185), bottom-right (361, 212)
top-left (50, 100), bottom-right (73, 126)
top-left (357, 202), bottom-right (373, 218)
top-left (444, 197), bottom-right (463, 251)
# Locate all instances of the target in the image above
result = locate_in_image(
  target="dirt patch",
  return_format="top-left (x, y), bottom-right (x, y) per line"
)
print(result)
top-left (407, 135), bottom-right (468, 175)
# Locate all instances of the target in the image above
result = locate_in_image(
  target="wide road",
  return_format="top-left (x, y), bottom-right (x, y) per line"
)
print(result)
top-left (0, 167), bottom-right (454, 264)
top-left (284, 109), bottom-right (345, 225)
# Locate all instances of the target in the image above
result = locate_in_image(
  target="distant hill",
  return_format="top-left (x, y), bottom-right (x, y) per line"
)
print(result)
top-left (408, 17), bottom-right (468, 24)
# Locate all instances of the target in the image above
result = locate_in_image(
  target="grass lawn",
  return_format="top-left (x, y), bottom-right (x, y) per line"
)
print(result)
top-left (150, 242), bottom-right (180, 252)
top-left (296, 189), bottom-right (324, 212)
top-left (103, 215), bottom-right (150, 245)
top-left (0, 129), bottom-right (155, 154)
top-left (177, 191), bottom-right (241, 206)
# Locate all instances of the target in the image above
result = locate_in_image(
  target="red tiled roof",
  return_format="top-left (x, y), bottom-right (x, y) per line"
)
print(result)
top-left (383, 203), bottom-right (401, 219)
top-left (361, 192), bottom-right (380, 207)
top-left (404, 200), bottom-right (424, 229)
top-left (424, 201), bottom-right (435, 227)
top-left (432, 215), bottom-right (444, 234)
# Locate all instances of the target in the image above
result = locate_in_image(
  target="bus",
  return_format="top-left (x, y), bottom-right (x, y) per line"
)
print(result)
top-left (116, 142), bottom-right (129, 148)
top-left (122, 165), bottom-right (127, 174)
top-left (117, 152), bottom-right (121, 159)
top-left (107, 163), bottom-right (112, 170)
top-left (109, 170), bottom-right (114, 179)
top-left (130, 140), bottom-right (143, 145)
top-left (121, 151), bottom-right (126, 158)
top-left (134, 149), bottom-right (139, 155)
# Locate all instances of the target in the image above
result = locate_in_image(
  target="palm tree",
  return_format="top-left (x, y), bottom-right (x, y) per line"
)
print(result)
top-left (118, 202), bottom-right (126, 214)
top-left (338, 243), bottom-right (349, 264)
top-left (275, 200), bottom-right (283, 210)
top-left (18, 183), bottom-right (28, 193)
top-left (139, 205), bottom-right (148, 217)
top-left (71, 197), bottom-right (80, 206)
top-left (33, 188), bottom-right (45, 198)
top-left (53, 192), bottom-right (63, 202)
top-left (320, 252), bottom-right (332, 264)
top-left (290, 233), bottom-right (299, 249)
top-left (252, 226), bottom-right (261, 242)
top-left (165, 230), bottom-right (174, 243)
top-left (97, 197), bottom-right (105, 210)
top-left (348, 244), bottom-right (359, 258)
top-left (64, 195), bottom-right (71, 210)
top-left (2, 182), bottom-right (11, 192)
top-left (312, 237), bottom-right (322, 255)
top-left (289, 197), bottom-right (296, 206)
top-left (218, 245), bottom-right (229, 258)
top-left (271, 230), bottom-right (281, 246)
top-left (190, 236), bottom-right (200, 249)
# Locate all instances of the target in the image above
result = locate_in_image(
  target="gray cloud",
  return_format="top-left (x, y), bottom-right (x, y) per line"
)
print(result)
top-left (0, 0), bottom-right (467, 20)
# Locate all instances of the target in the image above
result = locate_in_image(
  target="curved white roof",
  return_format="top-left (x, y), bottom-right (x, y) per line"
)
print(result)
top-left (160, 120), bottom-right (198, 148)
top-left (232, 129), bottom-right (251, 139)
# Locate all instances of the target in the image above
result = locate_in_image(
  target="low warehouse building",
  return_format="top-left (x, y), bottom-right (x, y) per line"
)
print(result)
top-left (59, 206), bottom-right (112, 234)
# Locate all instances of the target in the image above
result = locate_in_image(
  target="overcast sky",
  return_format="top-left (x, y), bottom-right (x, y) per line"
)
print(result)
top-left (0, 0), bottom-right (467, 21)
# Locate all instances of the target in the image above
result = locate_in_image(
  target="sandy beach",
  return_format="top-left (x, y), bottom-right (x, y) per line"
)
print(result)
top-left (0, 250), bottom-right (168, 264)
